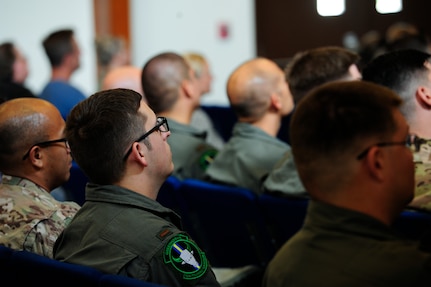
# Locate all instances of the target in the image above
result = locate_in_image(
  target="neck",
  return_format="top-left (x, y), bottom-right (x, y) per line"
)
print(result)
top-left (159, 102), bottom-right (195, 125)
top-left (51, 66), bottom-right (73, 82)
top-left (243, 113), bottom-right (281, 137)
top-left (116, 174), bottom-right (161, 200)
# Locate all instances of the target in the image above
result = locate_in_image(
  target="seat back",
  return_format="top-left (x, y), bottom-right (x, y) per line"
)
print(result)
top-left (258, 194), bottom-right (309, 250)
top-left (0, 245), bottom-right (168, 287)
top-left (156, 176), bottom-right (183, 214)
top-left (393, 209), bottom-right (431, 241)
top-left (9, 249), bottom-right (102, 286)
top-left (178, 179), bottom-right (275, 268)
top-left (62, 161), bottom-right (88, 205)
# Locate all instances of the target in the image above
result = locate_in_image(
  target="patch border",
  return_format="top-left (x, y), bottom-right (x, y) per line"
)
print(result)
top-left (163, 233), bottom-right (208, 281)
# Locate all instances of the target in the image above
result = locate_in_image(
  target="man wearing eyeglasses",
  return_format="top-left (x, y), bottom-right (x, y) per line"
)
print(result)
top-left (54, 88), bottom-right (220, 287)
top-left (0, 98), bottom-right (80, 258)
top-left (263, 81), bottom-right (431, 287)
top-left (362, 49), bottom-right (431, 212)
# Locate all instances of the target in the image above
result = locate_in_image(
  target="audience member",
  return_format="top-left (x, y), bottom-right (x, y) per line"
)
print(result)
top-left (204, 57), bottom-right (294, 194)
top-left (0, 42), bottom-right (36, 103)
top-left (362, 49), bottom-right (431, 212)
top-left (53, 88), bottom-right (220, 287)
top-left (141, 52), bottom-right (219, 180)
top-left (101, 65), bottom-right (144, 100)
top-left (39, 29), bottom-right (86, 120)
top-left (385, 22), bottom-right (431, 53)
top-left (263, 81), bottom-right (431, 287)
top-left (0, 98), bottom-right (79, 258)
top-left (184, 52), bottom-right (226, 149)
top-left (95, 35), bottom-right (130, 90)
top-left (287, 46), bottom-right (361, 104)
top-left (263, 46), bottom-right (361, 197)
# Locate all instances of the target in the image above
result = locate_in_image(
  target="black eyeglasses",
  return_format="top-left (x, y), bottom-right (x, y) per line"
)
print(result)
top-left (22, 138), bottom-right (69, 160)
top-left (356, 134), bottom-right (422, 160)
top-left (123, 116), bottom-right (169, 160)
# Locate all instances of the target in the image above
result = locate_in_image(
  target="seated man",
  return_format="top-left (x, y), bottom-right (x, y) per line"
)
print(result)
top-left (0, 98), bottom-right (80, 258)
top-left (204, 57), bottom-right (294, 194)
top-left (39, 29), bottom-right (86, 120)
top-left (101, 65), bottom-right (145, 99)
top-left (362, 49), bottom-right (431, 212)
top-left (263, 81), bottom-right (431, 287)
top-left (141, 52), bottom-right (219, 180)
top-left (263, 46), bottom-right (361, 197)
top-left (54, 88), bottom-right (220, 287)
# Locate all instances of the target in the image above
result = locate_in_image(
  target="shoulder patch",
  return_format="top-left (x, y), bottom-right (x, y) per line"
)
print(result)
top-left (198, 149), bottom-right (218, 170)
top-left (163, 233), bottom-right (208, 280)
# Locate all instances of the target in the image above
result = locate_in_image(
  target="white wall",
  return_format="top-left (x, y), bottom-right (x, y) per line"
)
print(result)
top-left (0, 0), bottom-right (255, 105)
top-left (0, 0), bottom-right (96, 97)
top-left (130, 0), bottom-right (256, 106)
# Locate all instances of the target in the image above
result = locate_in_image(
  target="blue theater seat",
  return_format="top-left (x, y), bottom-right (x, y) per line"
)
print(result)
top-left (0, 245), bottom-right (168, 287)
top-left (62, 161), bottom-right (88, 205)
top-left (178, 179), bottom-right (276, 268)
top-left (393, 208), bottom-right (431, 241)
top-left (258, 194), bottom-right (309, 250)
top-left (156, 175), bottom-right (183, 214)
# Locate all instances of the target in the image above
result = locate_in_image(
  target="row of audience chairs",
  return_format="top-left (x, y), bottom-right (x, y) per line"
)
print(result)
top-left (62, 160), bottom-right (431, 270)
top-left (0, 244), bottom-right (167, 287)
top-left (158, 176), bottom-right (431, 269)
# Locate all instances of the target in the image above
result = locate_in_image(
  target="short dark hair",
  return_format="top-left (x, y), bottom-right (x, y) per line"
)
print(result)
top-left (141, 52), bottom-right (190, 114)
top-left (0, 42), bottom-right (15, 82)
top-left (65, 88), bottom-right (146, 184)
top-left (286, 46), bottom-right (360, 103)
top-left (362, 49), bottom-right (431, 121)
top-left (290, 81), bottom-right (402, 189)
top-left (42, 29), bottom-right (74, 67)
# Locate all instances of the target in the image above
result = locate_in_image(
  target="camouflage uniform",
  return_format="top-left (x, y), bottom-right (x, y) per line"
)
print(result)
top-left (0, 174), bottom-right (80, 258)
top-left (408, 138), bottom-right (431, 211)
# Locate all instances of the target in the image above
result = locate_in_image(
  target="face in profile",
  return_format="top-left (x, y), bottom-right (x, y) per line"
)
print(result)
top-left (12, 47), bottom-right (28, 84)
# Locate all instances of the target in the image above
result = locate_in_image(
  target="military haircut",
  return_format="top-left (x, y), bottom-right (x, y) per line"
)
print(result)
top-left (141, 52), bottom-right (190, 114)
top-left (286, 46), bottom-right (360, 104)
top-left (290, 81), bottom-right (402, 189)
top-left (66, 88), bottom-right (146, 185)
top-left (362, 49), bottom-right (431, 122)
top-left (42, 29), bottom-right (74, 67)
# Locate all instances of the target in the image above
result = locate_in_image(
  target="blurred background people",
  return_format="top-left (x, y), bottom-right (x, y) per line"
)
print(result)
top-left (95, 35), bottom-right (130, 90)
top-left (101, 65), bottom-right (144, 100)
top-left (141, 52), bottom-right (219, 180)
top-left (183, 52), bottom-right (225, 149)
top-left (0, 42), bottom-right (35, 103)
top-left (40, 29), bottom-right (86, 120)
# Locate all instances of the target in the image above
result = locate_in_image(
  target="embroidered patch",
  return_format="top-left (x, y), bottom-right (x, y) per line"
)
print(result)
top-left (198, 149), bottom-right (218, 170)
top-left (163, 234), bottom-right (208, 280)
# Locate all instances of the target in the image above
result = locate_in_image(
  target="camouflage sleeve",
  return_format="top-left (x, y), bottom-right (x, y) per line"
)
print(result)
top-left (23, 202), bottom-right (80, 258)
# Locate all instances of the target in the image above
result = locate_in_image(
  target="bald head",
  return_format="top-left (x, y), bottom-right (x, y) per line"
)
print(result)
top-left (102, 66), bottom-right (145, 101)
top-left (227, 57), bottom-right (293, 121)
top-left (0, 98), bottom-right (63, 167)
